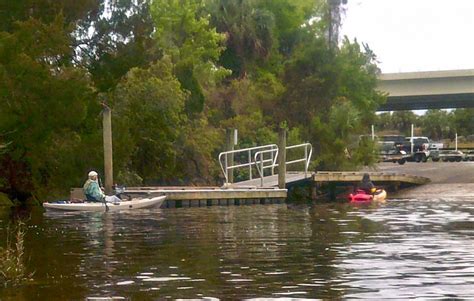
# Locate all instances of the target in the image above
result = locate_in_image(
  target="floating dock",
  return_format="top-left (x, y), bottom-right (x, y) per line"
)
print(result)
top-left (233, 171), bottom-right (430, 188)
top-left (313, 171), bottom-right (430, 186)
top-left (124, 186), bottom-right (287, 208)
top-left (70, 186), bottom-right (287, 208)
top-left (70, 171), bottom-right (429, 207)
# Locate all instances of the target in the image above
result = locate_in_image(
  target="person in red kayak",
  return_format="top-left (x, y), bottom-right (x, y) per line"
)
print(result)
top-left (357, 173), bottom-right (376, 194)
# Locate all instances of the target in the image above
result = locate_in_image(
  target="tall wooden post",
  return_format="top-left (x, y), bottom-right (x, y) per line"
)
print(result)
top-left (455, 132), bottom-right (458, 151)
top-left (225, 129), bottom-right (234, 184)
top-left (278, 127), bottom-right (287, 189)
top-left (103, 106), bottom-right (113, 194)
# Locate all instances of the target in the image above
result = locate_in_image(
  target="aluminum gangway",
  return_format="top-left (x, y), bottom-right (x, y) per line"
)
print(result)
top-left (218, 143), bottom-right (313, 187)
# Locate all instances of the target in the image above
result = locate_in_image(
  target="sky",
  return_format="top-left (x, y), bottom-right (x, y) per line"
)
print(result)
top-left (341, 0), bottom-right (474, 74)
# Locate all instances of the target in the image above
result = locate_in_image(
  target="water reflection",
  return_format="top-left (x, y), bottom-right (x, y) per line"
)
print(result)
top-left (0, 200), bottom-right (473, 299)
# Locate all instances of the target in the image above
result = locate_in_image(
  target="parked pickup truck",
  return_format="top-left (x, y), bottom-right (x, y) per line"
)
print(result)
top-left (377, 135), bottom-right (411, 165)
top-left (401, 136), bottom-right (431, 162)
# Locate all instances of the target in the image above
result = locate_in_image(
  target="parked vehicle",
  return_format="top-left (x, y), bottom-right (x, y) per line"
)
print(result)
top-left (463, 150), bottom-right (474, 161)
top-left (377, 135), bottom-right (410, 165)
top-left (402, 136), bottom-right (430, 152)
top-left (400, 136), bottom-right (430, 162)
top-left (379, 135), bottom-right (406, 149)
top-left (431, 150), bottom-right (464, 162)
top-left (429, 141), bottom-right (444, 150)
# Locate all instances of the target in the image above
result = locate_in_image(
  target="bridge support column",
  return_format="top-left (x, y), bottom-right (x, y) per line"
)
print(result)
top-left (278, 127), bottom-right (286, 189)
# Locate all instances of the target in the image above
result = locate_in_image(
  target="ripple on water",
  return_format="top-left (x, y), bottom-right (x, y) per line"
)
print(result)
top-left (116, 280), bottom-right (134, 285)
top-left (273, 291), bottom-right (308, 296)
top-left (143, 277), bottom-right (191, 282)
top-left (227, 279), bottom-right (254, 282)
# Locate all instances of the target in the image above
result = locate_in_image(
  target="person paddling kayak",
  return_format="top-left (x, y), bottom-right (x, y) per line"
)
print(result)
top-left (348, 173), bottom-right (387, 203)
top-left (83, 171), bottom-right (104, 202)
top-left (83, 171), bottom-right (120, 204)
top-left (357, 173), bottom-right (376, 194)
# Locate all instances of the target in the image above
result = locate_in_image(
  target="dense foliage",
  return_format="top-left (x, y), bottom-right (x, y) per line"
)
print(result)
top-left (0, 0), bottom-right (387, 203)
top-left (375, 109), bottom-right (474, 141)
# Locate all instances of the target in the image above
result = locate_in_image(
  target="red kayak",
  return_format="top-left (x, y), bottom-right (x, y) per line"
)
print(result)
top-left (348, 189), bottom-right (387, 203)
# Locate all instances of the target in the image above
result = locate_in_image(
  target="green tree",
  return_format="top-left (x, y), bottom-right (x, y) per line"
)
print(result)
top-left (112, 58), bottom-right (187, 184)
top-left (207, 0), bottom-right (277, 78)
top-left (375, 112), bottom-right (394, 132)
top-left (452, 109), bottom-right (474, 137)
top-left (258, 0), bottom-right (316, 56)
top-left (0, 12), bottom-right (99, 201)
top-left (279, 36), bottom-right (336, 126)
top-left (150, 0), bottom-right (227, 115)
top-left (337, 38), bottom-right (385, 124)
top-left (112, 58), bottom-right (224, 185)
top-left (419, 109), bottom-right (453, 140)
top-left (324, 0), bottom-right (348, 48)
top-left (0, 0), bottom-right (97, 32)
top-left (174, 117), bottom-right (223, 184)
top-left (280, 35), bottom-right (384, 169)
top-left (76, 0), bottom-right (158, 93)
top-left (390, 111), bottom-right (418, 135)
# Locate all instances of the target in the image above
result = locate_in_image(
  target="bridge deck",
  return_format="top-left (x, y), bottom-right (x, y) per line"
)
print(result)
top-left (377, 69), bottom-right (474, 111)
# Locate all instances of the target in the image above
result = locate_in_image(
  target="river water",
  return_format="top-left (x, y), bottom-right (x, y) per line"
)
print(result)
top-left (1, 199), bottom-right (474, 300)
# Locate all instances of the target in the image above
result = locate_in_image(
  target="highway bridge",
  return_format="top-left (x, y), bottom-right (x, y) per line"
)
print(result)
top-left (377, 69), bottom-right (474, 111)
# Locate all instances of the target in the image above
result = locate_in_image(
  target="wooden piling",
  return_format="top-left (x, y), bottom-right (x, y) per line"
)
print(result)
top-left (311, 183), bottom-right (318, 201)
top-left (278, 127), bottom-right (287, 189)
top-left (226, 129), bottom-right (235, 183)
top-left (102, 105), bottom-right (113, 194)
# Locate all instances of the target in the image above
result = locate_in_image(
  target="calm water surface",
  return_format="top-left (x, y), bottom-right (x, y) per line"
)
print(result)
top-left (1, 199), bottom-right (474, 300)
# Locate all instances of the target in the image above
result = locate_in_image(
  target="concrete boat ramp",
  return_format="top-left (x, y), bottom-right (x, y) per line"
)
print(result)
top-left (372, 162), bottom-right (474, 200)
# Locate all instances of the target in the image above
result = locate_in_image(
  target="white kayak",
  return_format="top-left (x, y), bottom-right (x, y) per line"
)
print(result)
top-left (43, 195), bottom-right (166, 212)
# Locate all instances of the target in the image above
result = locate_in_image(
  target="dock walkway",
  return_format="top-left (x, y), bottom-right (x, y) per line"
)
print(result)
top-left (231, 171), bottom-right (311, 188)
top-left (313, 171), bottom-right (430, 185)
